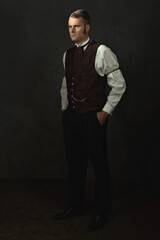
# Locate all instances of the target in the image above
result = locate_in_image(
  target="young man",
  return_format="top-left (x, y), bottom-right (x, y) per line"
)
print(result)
top-left (54, 9), bottom-right (126, 231)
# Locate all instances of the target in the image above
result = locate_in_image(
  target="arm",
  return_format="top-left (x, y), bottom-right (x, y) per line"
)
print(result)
top-left (60, 76), bottom-right (68, 112)
top-left (103, 69), bottom-right (126, 114)
top-left (95, 45), bottom-right (126, 125)
top-left (60, 51), bottom-right (68, 112)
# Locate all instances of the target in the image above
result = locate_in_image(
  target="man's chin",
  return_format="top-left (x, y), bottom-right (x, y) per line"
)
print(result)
top-left (70, 37), bottom-right (76, 42)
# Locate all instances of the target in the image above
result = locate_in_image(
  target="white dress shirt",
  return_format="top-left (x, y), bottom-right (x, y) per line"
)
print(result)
top-left (60, 38), bottom-right (126, 114)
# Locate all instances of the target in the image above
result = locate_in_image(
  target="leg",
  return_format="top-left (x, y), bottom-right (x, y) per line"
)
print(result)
top-left (62, 112), bottom-right (88, 211)
top-left (85, 111), bottom-right (112, 215)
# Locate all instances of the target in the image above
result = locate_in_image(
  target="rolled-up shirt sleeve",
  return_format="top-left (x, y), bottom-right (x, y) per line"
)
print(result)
top-left (95, 45), bottom-right (126, 114)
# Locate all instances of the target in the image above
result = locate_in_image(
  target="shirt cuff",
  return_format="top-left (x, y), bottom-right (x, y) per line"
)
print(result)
top-left (102, 102), bottom-right (114, 115)
top-left (61, 102), bottom-right (68, 111)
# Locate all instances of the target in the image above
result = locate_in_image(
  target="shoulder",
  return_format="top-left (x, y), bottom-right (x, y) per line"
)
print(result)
top-left (66, 46), bottom-right (76, 53)
top-left (96, 44), bottom-right (118, 60)
top-left (64, 46), bottom-right (76, 61)
top-left (97, 44), bottom-right (114, 54)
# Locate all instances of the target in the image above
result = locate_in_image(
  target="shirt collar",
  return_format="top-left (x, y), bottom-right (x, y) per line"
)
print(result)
top-left (75, 37), bottom-right (90, 47)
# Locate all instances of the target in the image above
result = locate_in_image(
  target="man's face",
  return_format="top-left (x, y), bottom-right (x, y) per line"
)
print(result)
top-left (68, 17), bottom-right (90, 44)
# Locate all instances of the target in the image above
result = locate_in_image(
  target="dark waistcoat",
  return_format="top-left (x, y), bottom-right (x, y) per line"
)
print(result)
top-left (65, 40), bottom-right (107, 114)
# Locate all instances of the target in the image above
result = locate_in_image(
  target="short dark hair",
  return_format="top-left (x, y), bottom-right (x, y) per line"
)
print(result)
top-left (70, 9), bottom-right (91, 25)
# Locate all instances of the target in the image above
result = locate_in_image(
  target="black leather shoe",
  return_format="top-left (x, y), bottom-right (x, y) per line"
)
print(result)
top-left (87, 214), bottom-right (108, 231)
top-left (54, 208), bottom-right (84, 220)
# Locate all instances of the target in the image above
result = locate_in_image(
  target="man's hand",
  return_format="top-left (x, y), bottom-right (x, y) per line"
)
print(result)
top-left (97, 110), bottom-right (109, 126)
top-left (61, 109), bottom-right (65, 113)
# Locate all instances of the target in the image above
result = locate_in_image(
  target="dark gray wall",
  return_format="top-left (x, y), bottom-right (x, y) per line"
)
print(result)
top-left (0, 0), bottom-right (160, 187)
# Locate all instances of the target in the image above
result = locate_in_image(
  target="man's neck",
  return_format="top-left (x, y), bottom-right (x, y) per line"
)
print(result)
top-left (75, 37), bottom-right (90, 47)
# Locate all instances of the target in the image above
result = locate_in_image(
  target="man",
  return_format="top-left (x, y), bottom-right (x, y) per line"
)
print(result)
top-left (54, 9), bottom-right (126, 231)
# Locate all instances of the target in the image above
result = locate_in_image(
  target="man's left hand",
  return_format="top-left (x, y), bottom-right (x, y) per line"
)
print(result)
top-left (97, 110), bottom-right (109, 126)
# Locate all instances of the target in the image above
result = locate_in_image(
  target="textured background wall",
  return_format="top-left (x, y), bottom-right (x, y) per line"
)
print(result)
top-left (0, 0), bottom-right (159, 187)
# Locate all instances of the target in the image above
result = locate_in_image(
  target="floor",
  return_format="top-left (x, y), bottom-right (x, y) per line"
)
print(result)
top-left (0, 179), bottom-right (159, 240)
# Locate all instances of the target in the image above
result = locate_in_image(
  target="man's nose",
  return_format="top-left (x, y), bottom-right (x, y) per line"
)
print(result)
top-left (71, 27), bottom-right (75, 33)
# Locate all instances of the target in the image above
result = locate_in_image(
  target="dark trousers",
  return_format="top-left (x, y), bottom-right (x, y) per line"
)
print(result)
top-left (62, 110), bottom-right (112, 215)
